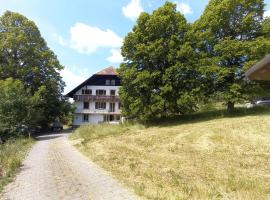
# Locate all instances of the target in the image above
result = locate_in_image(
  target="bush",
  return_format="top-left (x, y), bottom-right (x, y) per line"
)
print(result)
top-left (0, 78), bottom-right (42, 141)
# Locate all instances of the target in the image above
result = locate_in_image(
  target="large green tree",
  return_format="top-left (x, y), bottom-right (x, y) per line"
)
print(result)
top-left (192, 0), bottom-right (270, 111)
top-left (0, 11), bottom-right (69, 126)
top-left (119, 2), bottom-right (203, 121)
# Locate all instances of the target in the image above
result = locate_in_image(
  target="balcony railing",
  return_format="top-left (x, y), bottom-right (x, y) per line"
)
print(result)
top-left (74, 109), bottom-right (121, 115)
top-left (73, 95), bottom-right (119, 102)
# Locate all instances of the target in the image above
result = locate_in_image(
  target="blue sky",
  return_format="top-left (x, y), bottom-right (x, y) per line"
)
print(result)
top-left (1, 0), bottom-right (270, 93)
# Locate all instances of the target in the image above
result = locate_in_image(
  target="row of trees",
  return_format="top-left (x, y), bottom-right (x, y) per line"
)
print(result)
top-left (0, 11), bottom-right (71, 140)
top-left (119, 0), bottom-right (270, 121)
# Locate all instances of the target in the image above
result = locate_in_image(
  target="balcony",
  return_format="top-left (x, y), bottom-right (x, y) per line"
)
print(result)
top-left (73, 95), bottom-right (119, 102)
top-left (74, 109), bottom-right (121, 115)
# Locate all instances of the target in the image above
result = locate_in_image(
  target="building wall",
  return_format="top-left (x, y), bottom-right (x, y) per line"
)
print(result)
top-left (73, 114), bottom-right (104, 125)
top-left (75, 101), bottom-right (121, 114)
top-left (74, 85), bottom-right (121, 113)
top-left (75, 85), bottom-right (120, 96)
top-left (73, 85), bottom-right (121, 126)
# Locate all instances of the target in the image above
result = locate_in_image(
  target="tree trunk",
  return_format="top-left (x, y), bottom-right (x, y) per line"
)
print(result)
top-left (227, 101), bottom-right (235, 112)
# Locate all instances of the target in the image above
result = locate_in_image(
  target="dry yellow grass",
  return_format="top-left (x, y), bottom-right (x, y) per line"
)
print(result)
top-left (0, 138), bottom-right (34, 192)
top-left (71, 114), bottom-right (270, 200)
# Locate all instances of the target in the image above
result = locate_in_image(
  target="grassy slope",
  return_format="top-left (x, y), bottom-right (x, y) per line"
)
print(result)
top-left (0, 138), bottom-right (34, 192)
top-left (71, 108), bottom-right (270, 200)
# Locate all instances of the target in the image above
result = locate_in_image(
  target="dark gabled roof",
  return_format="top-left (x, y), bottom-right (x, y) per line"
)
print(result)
top-left (65, 67), bottom-right (119, 98)
top-left (246, 55), bottom-right (270, 80)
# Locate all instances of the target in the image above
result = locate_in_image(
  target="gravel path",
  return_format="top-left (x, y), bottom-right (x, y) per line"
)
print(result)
top-left (0, 131), bottom-right (138, 200)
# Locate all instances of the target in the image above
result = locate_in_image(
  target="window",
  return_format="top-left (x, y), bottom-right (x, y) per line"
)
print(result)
top-left (95, 102), bottom-right (106, 110)
top-left (83, 114), bottom-right (89, 122)
top-left (109, 103), bottom-right (115, 112)
top-left (83, 102), bottom-right (89, 109)
top-left (118, 102), bottom-right (122, 109)
top-left (111, 80), bottom-right (115, 86)
top-left (105, 80), bottom-right (116, 86)
top-left (96, 90), bottom-right (106, 95)
top-left (82, 89), bottom-right (92, 94)
top-left (85, 89), bottom-right (92, 94)
top-left (110, 90), bottom-right (116, 96)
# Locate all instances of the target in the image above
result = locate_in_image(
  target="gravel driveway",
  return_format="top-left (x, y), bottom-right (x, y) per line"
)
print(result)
top-left (0, 131), bottom-right (138, 200)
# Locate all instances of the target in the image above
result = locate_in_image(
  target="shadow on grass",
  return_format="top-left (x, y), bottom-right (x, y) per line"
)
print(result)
top-left (147, 106), bottom-right (270, 128)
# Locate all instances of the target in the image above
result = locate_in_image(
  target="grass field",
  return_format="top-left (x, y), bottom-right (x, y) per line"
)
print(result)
top-left (71, 107), bottom-right (270, 200)
top-left (0, 138), bottom-right (34, 192)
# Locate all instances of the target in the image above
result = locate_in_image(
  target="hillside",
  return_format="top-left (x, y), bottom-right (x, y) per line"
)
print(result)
top-left (71, 109), bottom-right (270, 200)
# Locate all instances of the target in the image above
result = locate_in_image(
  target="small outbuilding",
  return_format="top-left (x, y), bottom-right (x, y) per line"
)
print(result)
top-left (246, 55), bottom-right (270, 80)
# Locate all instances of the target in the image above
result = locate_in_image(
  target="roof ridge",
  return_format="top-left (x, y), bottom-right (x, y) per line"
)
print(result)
top-left (95, 66), bottom-right (117, 75)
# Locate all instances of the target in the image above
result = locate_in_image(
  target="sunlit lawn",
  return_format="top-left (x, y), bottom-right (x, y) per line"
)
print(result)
top-left (71, 108), bottom-right (270, 199)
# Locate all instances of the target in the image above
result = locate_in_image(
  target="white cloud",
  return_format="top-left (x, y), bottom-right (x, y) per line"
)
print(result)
top-left (60, 22), bottom-right (123, 54)
top-left (122, 0), bottom-right (144, 21)
top-left (175, 1), bottom-right (193, 15)
top-left (264, 10), bottom-right (270, 18)
top-left (60, 67), bottom-right (87, 94)
top-left (106, 49), bottom-right (123, 63)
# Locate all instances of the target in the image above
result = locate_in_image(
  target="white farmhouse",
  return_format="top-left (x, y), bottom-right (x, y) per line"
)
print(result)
top-left (66, 67), bottom-right (122, 126)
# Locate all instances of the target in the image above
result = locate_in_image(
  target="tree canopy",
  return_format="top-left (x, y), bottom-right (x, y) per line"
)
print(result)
top-left (0, 78), bottom-right (42, 140)
top-left (0, 11), bottom-right (71, 134)
top-left (192, 0), bottom-right (270, 111)
top-left (119, 2), bottom-right (203, 121)
top-left (119, 0), bottom-right (270, 120)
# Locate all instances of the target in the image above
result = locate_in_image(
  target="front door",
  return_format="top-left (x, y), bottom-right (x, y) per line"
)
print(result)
top-left (103, 115), bottom-right (114, 122)
top-left (110, 115), bottom-right (114, 121)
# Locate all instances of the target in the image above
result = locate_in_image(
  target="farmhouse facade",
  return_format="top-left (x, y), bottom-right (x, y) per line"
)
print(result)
top-left (66, 67), bottom-right (122, 125)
